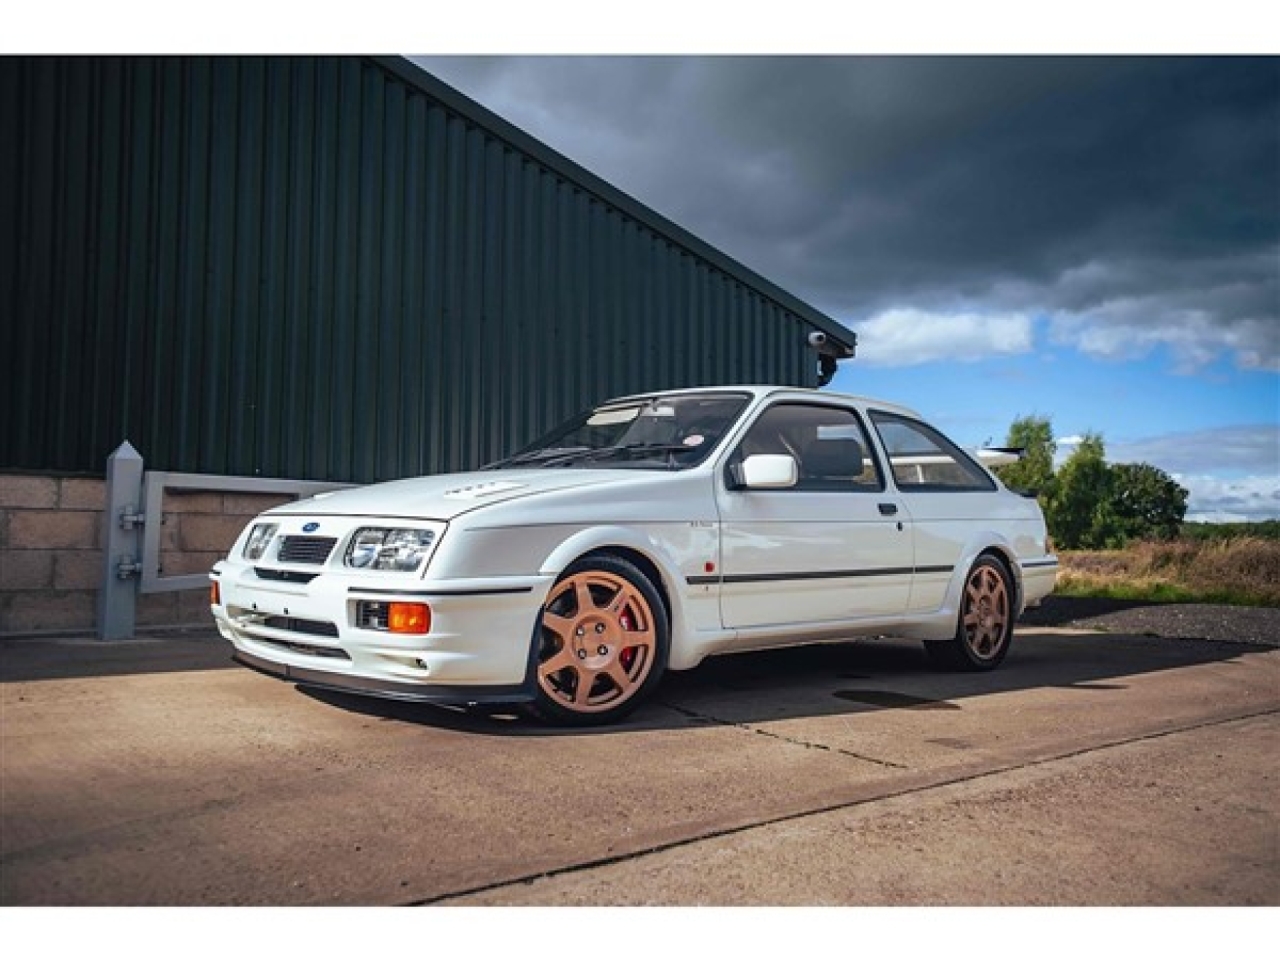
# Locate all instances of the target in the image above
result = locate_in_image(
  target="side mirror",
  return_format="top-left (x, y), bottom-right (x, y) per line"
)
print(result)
top-left (739, 454), bottom-right (797, 489)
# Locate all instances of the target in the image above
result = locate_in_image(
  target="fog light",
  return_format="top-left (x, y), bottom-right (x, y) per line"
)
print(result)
top-left (388, 602), bottom-right (430, 634)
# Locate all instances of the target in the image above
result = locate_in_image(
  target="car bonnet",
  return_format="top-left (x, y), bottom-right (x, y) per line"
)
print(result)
top-left (263, 469), bottom-right (635, 522)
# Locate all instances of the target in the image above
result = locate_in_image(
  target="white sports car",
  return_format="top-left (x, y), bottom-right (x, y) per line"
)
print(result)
top-left (211, 386), bottom-right (1057, 725)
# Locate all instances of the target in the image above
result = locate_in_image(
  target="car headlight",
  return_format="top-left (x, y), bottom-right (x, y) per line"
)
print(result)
top-left (345, 527), bottom-right (437, 572)
top-left (242, 523), bottom-right (279, 561)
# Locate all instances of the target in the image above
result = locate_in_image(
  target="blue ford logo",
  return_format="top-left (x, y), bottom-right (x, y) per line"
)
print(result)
top-left (302, 522), bottom-right (320, 533)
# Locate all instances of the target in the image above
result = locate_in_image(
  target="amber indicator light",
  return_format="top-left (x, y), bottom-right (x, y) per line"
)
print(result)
top-left (388, 602), bottom-right (431, 634)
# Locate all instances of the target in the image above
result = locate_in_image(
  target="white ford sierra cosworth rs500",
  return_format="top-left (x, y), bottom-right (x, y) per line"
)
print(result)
top-left (211, 386), bottom-right (1058, 725)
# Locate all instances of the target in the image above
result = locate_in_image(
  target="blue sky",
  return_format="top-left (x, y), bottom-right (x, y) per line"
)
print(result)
top-left (415, 55), bottom-right (1279, 522)
top-left (830, 335), bottom-right (1278, 522)
top-left (831, 347), bottom-right (1276, 450)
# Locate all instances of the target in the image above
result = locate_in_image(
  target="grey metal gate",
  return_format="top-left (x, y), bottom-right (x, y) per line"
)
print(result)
top-left (97, 441), bottom-right (352, 640)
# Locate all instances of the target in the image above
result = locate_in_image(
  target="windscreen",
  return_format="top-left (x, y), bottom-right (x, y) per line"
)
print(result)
top-left (484, 393), bottom-right (752, 471)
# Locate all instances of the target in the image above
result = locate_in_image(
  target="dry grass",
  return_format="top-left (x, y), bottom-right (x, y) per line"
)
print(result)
top-left (1057, 536), bottom-right (1280, 607)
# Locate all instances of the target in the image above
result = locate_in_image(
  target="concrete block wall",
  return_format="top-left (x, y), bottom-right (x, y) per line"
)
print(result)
top-left (0, 476), bottom-right (290, 636)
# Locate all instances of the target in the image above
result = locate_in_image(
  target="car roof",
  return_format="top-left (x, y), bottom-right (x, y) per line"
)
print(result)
top-left (607, 385), bottom-right (923, 420)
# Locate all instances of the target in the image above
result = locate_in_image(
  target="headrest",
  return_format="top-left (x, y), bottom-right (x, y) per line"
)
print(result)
top-left (804, 438), bottom-right (864, 478)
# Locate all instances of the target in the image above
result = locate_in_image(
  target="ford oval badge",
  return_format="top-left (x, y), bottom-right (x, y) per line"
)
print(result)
top-left (302, 522), bottom-right (319, 533)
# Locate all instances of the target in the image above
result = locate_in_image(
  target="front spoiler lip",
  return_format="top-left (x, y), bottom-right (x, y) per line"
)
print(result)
top-left (232, 649), bottom-right (536, 706)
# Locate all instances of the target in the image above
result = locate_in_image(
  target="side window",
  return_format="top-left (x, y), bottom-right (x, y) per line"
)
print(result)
top-left (732, 403), bottom-right (883, 491)
top-left (870, 411), bottom-right (995, 492)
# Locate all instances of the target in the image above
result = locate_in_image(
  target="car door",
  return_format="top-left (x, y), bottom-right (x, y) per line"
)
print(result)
top-left (867, 409), bottom-right (1006, 614)
top-left (714, 400), bottom-right (913, 630)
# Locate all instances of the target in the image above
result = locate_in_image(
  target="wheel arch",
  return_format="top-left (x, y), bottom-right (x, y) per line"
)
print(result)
top-left (975, 543), bottom-right (1022, 613)
top-left (572, 546), bottom-right (672, 620)
top-left (539, 526), bottom-right (684, 632)
top-left (937, 533), bottom-right (1024, 622)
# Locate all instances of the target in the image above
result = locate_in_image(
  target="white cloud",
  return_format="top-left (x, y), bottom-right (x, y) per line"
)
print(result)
top-left (1049, 311), bottom-right (1280, 374)
top-left (850, 310), bottom-right (1034, 367)
top-left (1108, 425), bottom-right (1280, 476)
top-left (1045, 251), bottom-right (1280, 374)
top-left (1179, 473), bottom-right (1280, 523)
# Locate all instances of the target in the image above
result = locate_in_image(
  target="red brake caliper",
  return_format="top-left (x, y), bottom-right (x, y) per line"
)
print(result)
top-left (619, 607), bottom-right (636, 670)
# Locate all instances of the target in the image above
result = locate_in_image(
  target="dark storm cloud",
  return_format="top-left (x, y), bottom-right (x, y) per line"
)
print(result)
top-left (415, 56), bottom-right (1279, 369)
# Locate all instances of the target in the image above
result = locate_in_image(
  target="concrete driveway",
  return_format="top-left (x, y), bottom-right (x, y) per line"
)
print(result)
top-left (2, 625), bottom-right (1276, 905)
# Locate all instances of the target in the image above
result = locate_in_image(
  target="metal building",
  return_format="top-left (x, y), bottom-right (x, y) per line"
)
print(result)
top-left (1, 56), bottom-right (854, 485)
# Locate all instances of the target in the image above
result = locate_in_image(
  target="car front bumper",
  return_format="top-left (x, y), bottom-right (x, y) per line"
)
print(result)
top-left (211, 562), bottom-right (555, 702)
top-left (230, 648), bottom-right (536, 705)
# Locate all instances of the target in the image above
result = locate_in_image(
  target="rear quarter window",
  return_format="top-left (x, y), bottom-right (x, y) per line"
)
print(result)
top-left (870, 411), bottom-right (996, 492)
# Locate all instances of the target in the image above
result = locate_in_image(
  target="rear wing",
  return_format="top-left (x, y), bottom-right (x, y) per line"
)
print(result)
top-left (973, 447), bottom-right (1025, 467)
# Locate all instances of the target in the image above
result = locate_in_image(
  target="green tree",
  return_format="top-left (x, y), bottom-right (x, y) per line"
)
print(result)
top-left (997, 417), bottom-right (1192, 549)
top-left (1110, 462), bottom-right (1188, 541)
top-left (1047, 432), bottom-right (1121, 549)
top-left (993, 415), bottom-right (1057, 503)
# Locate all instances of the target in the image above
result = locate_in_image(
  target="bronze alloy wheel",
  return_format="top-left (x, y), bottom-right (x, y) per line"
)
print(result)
top-left (961, 561), bottom-right (1011, 661)
top-left (532, 556), bottom-right (668, 724)
top-left (924, 555), bottom-right (1015, 672)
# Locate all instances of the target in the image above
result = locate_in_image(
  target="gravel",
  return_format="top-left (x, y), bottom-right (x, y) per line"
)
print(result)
top-left (1022, 596), bottom-right (1280, 647)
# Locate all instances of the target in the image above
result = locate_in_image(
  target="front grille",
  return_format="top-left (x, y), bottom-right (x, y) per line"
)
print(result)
top-left (262, 615), bottom-right (340, 638)
top-left (254, 567), bottom-right (319, 584)
top-left (355, 600), bottom-right (391, 631)
top-left (277, 536), bottom-right (337, 565)
top-left (256, 637), bottom-right (350, 660)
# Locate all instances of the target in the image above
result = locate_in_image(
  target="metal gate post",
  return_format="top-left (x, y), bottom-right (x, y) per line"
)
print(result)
top-left (96, 441), bottom-right (144, 640)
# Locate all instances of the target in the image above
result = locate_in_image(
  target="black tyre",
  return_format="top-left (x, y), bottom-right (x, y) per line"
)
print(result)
top-left (527, 554), bottom-right (669, 726)
top-left (925, 555), bottom-right (1015, 671)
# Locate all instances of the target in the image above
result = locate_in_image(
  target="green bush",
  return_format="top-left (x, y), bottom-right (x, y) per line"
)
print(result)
top-left (997, 416), bottom-right (1189, 549)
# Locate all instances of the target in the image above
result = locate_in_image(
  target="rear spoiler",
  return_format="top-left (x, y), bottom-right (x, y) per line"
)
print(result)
top-left (974, 447), bottom-right (1025, 467)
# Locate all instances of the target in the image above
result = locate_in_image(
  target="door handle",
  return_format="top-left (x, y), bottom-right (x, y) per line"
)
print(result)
top-left (878, 502), bottom-right (898, 516)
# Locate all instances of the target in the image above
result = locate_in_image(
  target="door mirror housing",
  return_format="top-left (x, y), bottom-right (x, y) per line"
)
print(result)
top-left (738, 454), bottom-right (798, 489)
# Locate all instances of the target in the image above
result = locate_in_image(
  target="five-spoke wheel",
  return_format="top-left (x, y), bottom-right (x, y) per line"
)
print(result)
top-left (925, 555), bottom-right (1015, 671)
top-left (529, 555), bottom-right (669, 725)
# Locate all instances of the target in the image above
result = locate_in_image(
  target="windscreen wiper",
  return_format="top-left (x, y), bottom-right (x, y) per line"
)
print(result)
top-left (552, 442), bottom-right (694, 466)
top-left (488, 442), bottom-right (695, 470)
top-left (480, 446), bottom-right (590, 470)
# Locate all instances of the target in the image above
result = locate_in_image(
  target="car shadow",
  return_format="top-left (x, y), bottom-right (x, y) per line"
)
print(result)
top-left (1019, 594), bottom-right (1163, 626)
top-left (297, 625), bottom-right (1270, 737)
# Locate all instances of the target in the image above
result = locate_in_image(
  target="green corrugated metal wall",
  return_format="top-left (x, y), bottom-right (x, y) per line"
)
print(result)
top-left (1, 56), bottom-right (844, 483)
